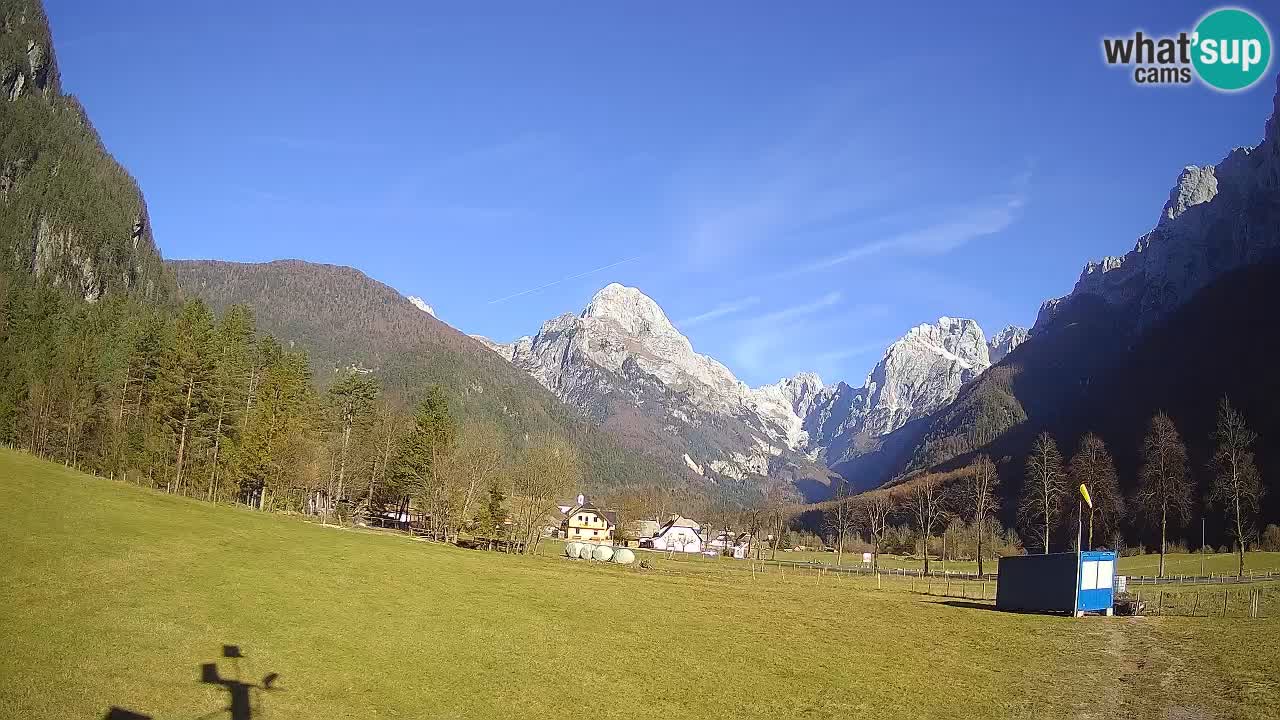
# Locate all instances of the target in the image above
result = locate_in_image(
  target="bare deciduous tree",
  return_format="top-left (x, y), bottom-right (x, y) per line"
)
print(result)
top-left (856, 492), bottom-right (898, 572)
top-left (824, 479), bottom-right (858, 566)
top-left (963, 455), bottom-right (1001, 576)
top-left (910, 474), bottom-right (943, 575)
top-left (1208, 397), bottom-right (1265, 578)
top-left (762, 476), bottom-right (796, 560)
top-left (511, 435), bottom-right (580, 553)
top-left (1020, 432), bottom-right (1066, 554)
top-left (1135, 411), bottom-right (1192, 577)
top-left (1068, 432), bottom-right (1124, 551)
top-left (439, 421), bottom-right (508, 531)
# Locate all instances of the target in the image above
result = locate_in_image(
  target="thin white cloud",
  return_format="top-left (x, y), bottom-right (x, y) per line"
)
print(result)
top-left (486, 255), bottom-right (643, 305)
top-left (754, 291), bottom-right (843, 324)
top-left (731, 291), bottom-right (847, 374)
top-left (814, 339), bottom-right (893, 365)
top-left (676, 295), bottom-right (761, 328)
top-left (785, 188), bottom-right (1027, 277)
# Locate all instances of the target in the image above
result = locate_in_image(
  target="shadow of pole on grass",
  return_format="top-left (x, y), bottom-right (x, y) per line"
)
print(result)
top-left (102, 645), bottom-right (280, 720)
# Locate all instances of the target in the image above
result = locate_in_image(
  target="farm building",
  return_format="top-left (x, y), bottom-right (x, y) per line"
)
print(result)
top-left (620, 519), bottom-right (661, 546)
top-left (707, 531), bottom-right (754, 558)
top-left (560, 503), bottom-right (616, 543)
top-left (646, 515), bottom-right (703, 553)
top-left (996, 551), bottom-right (1116, 616)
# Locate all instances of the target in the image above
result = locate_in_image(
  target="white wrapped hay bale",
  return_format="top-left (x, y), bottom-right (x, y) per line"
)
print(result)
top-left (575, 543), bottom-right (595, 559)
top-left (592, 545), bottom-right (614, 562)
top-left (565, 542), bottom-right (583, 558)
top-left (612, 548), bottom-right (635, 565)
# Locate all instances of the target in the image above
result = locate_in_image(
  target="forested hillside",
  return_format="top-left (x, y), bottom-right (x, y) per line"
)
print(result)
top-left (169, 259), bottom-right (687, 493)
top-left (0, 0), bottom-right (173, 302)
top-left (0, 0), bottom-right (698, 540)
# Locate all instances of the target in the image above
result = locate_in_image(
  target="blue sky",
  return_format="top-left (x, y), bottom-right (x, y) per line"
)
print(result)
top-left (48, 1), bottom-right (1276, 386)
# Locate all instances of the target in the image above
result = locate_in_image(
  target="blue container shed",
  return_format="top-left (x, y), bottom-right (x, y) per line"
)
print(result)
top-left (996, 550), bottom-right (1116, 616)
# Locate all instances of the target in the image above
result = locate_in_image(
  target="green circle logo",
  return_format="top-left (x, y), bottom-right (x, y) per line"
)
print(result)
top-left (1193, 8), bottom-right (1272, 91)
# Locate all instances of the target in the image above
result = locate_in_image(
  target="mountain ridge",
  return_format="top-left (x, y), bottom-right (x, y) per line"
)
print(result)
top-left (478, 281), bottom-right (1026, 497)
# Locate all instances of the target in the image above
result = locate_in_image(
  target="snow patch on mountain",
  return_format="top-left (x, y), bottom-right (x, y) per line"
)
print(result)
top-left (407, 295), bottom-right (435, 317)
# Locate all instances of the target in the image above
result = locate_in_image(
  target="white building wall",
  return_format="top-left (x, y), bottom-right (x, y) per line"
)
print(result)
top-left (653, 526), bottom-right (702, 553)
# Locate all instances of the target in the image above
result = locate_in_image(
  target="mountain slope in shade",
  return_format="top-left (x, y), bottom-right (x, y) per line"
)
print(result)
top-left (919, 260), bottom-right (1280, 535)
top-left (168, 259), bottom-right (680, 493)
top-left (0, 0), bottom-right (174, 302)
top-left (1036, 73), bottom-right (1280, 336)
top-left (843, 72), bottom-right (1280, 501)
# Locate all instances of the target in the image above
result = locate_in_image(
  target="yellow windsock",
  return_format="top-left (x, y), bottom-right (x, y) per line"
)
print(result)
top-left (1079, 483), bottom-right (1093, 508)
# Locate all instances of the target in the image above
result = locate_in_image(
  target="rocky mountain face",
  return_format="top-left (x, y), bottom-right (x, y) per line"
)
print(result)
top-left (169, 260), bottom-right (677, 494)
top-left (0, 0), bottom-right (173, 302)
top-left (476, 284), bottom-right (832, 493)
top-left (792, 317), bottom-right (1017, 467)
top-left (987, 325), bottom-right (1029, 363)
top-left (1035, 73), bottom-right (1280, 336)
top-left (480, 283), bottom-right (1024, 496)
top-left (855, 72), bottom-right (1280, 503)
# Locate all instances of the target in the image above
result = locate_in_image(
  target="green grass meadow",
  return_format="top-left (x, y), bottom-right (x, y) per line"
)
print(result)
top-left (725, 546), bottom-right (1280, 579)
top-left (2, 449), bottom-right (1277, 719)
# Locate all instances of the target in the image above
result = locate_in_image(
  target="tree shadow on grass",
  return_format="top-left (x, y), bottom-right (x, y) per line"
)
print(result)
top-left (103, 645), bottom-right (280, 720)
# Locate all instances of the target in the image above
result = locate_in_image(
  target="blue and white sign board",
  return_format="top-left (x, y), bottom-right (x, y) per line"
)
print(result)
top-left (1076, 550), bottom-right (1116, 614)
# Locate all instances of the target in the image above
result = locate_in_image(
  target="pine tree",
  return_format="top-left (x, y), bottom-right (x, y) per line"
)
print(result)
top-left (157, 299), bottom-right (215, 495)
top-left (205, 305), bottom-right (255, 502)
top-left (395, 386), bottom-right (456, 538)
top-left (326, 371), bottom-right (380, 511)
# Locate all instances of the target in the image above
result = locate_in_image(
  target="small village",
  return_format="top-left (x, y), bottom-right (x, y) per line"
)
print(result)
top-left (555, 495), bottom-right (756, 558)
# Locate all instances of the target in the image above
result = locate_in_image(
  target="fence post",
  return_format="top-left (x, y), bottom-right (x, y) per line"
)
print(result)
top-left (1223, 591), bottom-right (1229, 617)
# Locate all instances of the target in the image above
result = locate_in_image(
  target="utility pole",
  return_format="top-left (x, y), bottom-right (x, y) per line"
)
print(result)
top-left (1073, 496), bottom-right (1082, 617)
top-left (1201, 517), bottom-right (1206, 577)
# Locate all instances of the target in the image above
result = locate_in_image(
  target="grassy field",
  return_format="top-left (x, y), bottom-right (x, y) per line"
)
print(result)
top-left (737, 547), bottom-right (1280, 578)
top-left (3, 450), bottom-right (1278, 719)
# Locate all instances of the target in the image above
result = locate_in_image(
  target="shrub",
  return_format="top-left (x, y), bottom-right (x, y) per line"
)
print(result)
top-left (1259, 524), bottom-right (1280, 552)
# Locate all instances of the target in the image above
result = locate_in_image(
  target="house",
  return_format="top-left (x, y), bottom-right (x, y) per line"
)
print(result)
top-left (708, 531), bottom-right (754, 558)
top-left (619, 519), bottom-right (660, 547)
top-left (647, 515), bottom-right (703, 553)
top-left (560, 503), bottom-right (616, 543)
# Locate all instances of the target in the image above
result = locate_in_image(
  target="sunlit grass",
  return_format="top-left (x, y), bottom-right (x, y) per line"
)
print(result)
top-left (2, 449), bottom-right (1276, 720)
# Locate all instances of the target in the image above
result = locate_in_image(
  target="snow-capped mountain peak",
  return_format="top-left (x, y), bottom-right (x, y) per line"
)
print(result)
top-left (475, 284), bottom-right (1012, 489)
top-left (407, 295), bottom-right (435, 317)
top-left (581, 283), bottom-right (679, 337)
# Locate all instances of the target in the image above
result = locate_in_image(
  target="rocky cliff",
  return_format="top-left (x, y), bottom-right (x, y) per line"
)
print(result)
top-left (0, 0), bottom-right (172, 301)
top-left (1035, 74), bottom-right (1280, 335)
top-left (481, 284), bottom-right (1019, 495)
